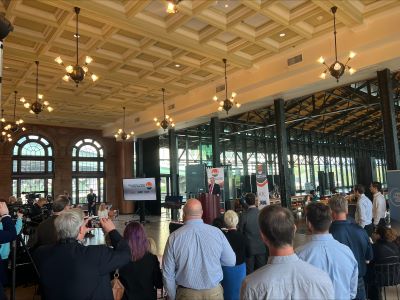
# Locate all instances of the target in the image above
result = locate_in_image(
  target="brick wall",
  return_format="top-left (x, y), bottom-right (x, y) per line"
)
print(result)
top-left (0, 124), bottom-right (134, 214)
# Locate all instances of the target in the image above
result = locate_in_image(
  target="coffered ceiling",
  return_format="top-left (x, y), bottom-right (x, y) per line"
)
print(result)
top-left (0, 0), bottom-right (399, 129)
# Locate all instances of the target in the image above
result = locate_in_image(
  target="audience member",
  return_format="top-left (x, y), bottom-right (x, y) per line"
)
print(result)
top-left (368, 225), bottom-right (400, 300)
top-left (30, 198), bottom-right (47, 222)
top-left (309, 190), bottom-right (319, 202)
top-left (238, 193), bottom-right (267, 274)
top-left (370, 182), bottom-right (386, 227)
top-left (211, 216), bottom-right (224, 230)
top-left (0, 202), bottom-right (17, 298)
top-left (224, 210), bottom-right (245, 266)
top-left (98, 203), bottom-right (109, 218)
top-left (28, 195), bottom-right (71, 250)
top-left (162, 198), bottom-right (235, 300)
top-left (147, 237), bottom-right (157, 256)
top-left (329, 194), bottom-right (373, 300)
top-left (87, 188), bottom-right (97, 216)
top-left (7, 196), bottom-right (16, 205)
top-left (119, 222), bottom-right (162, 300)
top-left (354, 184), bottom-right (373, 235)
top-left (240, 205), bottom-right (334, 300)
top-left (63, 190), bottom-right (72, 203)
top-left (0, 209), bottom-right (22, 286)
top-left (296, 202), bottom-right (358, 299)
top-left (222, 210), bottom-right (246, 300)
top-left (34, 208), bottom-right (130, 299)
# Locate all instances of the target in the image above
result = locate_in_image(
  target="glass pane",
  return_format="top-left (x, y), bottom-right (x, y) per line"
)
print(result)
top-left (77, 178), bottom-right (99, 204)
top-left (72, 148), bottom-right (77, 157)
top-left (93, 141), bottom-right (101, 148)
top-left (100, 161), bottom-right (103, 172)
top-left (13, 146), bottom-right (19, 156)
top-left (29, 135), bottom-right (39, 140)
top-left (48, 147), bottom-right (53, 156)
top-left (72, 178), bottom-right (76, 204)
top-left (78, 161), bottom-right (98, 172)
top-left (13, 160), bottom-right (17, 173)
top-left (99, 149), bottom-right (103, 157)
top-left (78, 145), bottom-right (98, 157)
top-left (47, 179), bottom-right (52, 195)
top-left (84, 139), bottom-right (92, 143)
top-left (20, 178), bottom-right (45, 194)
top-left (21, 142), bottom-right (45, 156)
top-left (17, 136), bottom-right (26, 145)
top-left (40, 138), bottom-right (49, 145)
top-left (12, 180), bottom-right (17, 197)
top-left (76, 140), bottom-right (83, 147)
top-left (21, 160), bottom-right (45, 172)
top-left (72, 161), bottom-right (76, 172)
top-left (48, 161), bottom-right (52, 172)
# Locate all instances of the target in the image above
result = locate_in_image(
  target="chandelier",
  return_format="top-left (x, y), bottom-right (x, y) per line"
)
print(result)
top-left (55, 7), bottom-right (98, 87)
top-left (154, 88), bottom-right (175, 130)
top-left (0, 109), bottom-right (12, 143)
top-left (318, 6), bottom-right (356, 82)
top-left (166, 0), bottom-right (181, 14)
top-left (20, 61), bottom-right (53, 115)
top-left (114, 107), bottom-right (134, 141)
top-left (213, 58), bottom-right (240, 114)
top-left (4, 91), bottom-right (26, 133)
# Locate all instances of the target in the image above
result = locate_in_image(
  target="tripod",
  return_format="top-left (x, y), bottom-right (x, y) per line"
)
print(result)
top-left (9, 234), bottom-right (40, 300)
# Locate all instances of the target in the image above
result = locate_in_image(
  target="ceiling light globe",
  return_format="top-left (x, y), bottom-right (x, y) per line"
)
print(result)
top-left (29, 110), bottom-right (34, 114)
top-left (20, 97), bottom-right (25, 103)
top-left (236, 103), bottom-right (241, 108)
top-left (349, 51), bottom-right (356, 59)
top-left (166, 2), bottom-right (177, 14)
top-left (219, 101), bottom-right (224, 106)
top-left (334, 62), bottom-right (342, 71)
top-left (43, 101), bottom-right (49, 106)
top-left (231, 92), bottom-right (237, 98)
top-left (22, 127), bottom-right (26, 131)
top-left (154, 118), bottom-right (158, 122)
top-left (47, 107), bottom-right (54, 112)
top-left (85, 56), bottom-right (93, 64)
top-left (156, 122), bottom-right (160, 126)
top-left (66, 65), bottom-right (74, 73)
top-left (91, 74), bottom-right (98, 82)
top-left (55, 56), bottom-right (63, 65)
top-left (213, 95), bottom-right (218, 101)
top-left (24, 103), bottom-right (30, 108)
top-left (218, 106), bottom-right (223, 112)
top-left (318, 56), bottom-right (325, 64)
top-left (62, 75), bottom-right (70, 82)
top-left (349, 67), bottom-right (356, 75)
top-left (0, 118), bottom-right (4, 122)
top-left (38, 94), bottom-right (43, 100)
top-left (82, 66), bottom-right (88, 73)
top-left (320, 72), bottom-right (327, 79)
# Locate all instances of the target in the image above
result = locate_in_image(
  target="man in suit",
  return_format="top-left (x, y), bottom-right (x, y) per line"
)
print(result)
top-left (87, 188), bottom-right (97, 216)
top-left (34, 208), bottom-right (130, 300)
top-left (239, 193), bottom-right (267, 274)
top-left (209, 177), bottom-right (221, 196)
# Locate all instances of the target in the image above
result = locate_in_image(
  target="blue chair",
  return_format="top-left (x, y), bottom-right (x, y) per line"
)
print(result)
top-left (222, 263), bottom-right (246, 300)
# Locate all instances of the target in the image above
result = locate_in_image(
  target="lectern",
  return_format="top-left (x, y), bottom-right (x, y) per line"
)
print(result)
top-left (198, 193), bottom-right (220, 224)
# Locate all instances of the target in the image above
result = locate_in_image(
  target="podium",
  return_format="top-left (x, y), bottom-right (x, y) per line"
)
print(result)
top-left (198, 193), bottom-right (220, 224)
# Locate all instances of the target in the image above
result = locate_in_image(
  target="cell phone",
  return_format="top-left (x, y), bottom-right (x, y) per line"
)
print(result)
top-left (86, 217), bottom-right (101, 228)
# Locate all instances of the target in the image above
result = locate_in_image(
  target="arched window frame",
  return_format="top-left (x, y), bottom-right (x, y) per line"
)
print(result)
top-left (12, 135), bottom-right (54, 198)
top-left (71, 138), bottom-right (105, 204)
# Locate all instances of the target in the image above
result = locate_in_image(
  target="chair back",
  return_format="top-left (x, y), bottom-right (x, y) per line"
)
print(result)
top-left (374, 262), bottom-right (400, 287)
top-left (222, 263), bottom-right (246, 300)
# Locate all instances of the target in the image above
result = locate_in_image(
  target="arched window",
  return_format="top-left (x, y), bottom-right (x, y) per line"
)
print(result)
top-left (72, 138), bottom-right (105, 204)
top-left (12, 135), bottom-right (54, 199)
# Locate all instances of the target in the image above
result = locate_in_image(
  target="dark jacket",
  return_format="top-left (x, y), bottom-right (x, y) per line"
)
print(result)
top-left (34, 229), bottom-right (130, 300)
top-left (119, 252), bottom-right (162, 300)
top-left (0, 216), bottom-right (18, 297)
top-left (209, 183), bottom-right (221, 195)
top-left (225, 229), bottom-right (246, 265)
top-left (330, 219), bottom-right (373, 277)
top-left (238, 207), bottom-right (266, 256)
top-left (28, 215), bottom-right (57, 250)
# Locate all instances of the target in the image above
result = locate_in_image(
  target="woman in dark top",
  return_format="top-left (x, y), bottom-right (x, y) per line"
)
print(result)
top-left (224, 210), bottom-right (246, 265)
top-left (119, 222), bottom-right (162, 300)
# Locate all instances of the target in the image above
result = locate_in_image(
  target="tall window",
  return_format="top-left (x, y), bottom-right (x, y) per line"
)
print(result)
top-left (12, 135), bottom-right (54, 199)
top-left (72, 139), bottom-right (105, 204)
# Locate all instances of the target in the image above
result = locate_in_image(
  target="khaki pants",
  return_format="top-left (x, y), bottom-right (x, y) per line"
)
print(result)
top-left (176, 284), bottom-right (223, 300)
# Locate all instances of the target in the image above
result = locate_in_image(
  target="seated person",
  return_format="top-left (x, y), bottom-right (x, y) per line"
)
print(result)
top-left (119, 222), bottom-right (162, 300)
top-left (97, 203), bottom-right (109, 219)
top-left (308, 190), bottom-right (319, 202)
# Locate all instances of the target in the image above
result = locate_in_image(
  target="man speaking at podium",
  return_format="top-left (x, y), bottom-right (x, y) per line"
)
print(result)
top-left (209, 177), bottom-right (221, 196)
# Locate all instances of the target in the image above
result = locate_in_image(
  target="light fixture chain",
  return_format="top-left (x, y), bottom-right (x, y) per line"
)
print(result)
top-left (223, 58), bottom-right (228, 100)
top-left (332, 6), bottom-right (338, 62)
top-left (13, 91), bottom-right (17, 121)
top-left (123, 106), bottom-right (126, 132)
top-left (75, 7), bottom-right (79, 66)
top-left (36, 60), bottom-right (39, 103)
top-left (162, 88), bottom-right (166, 119)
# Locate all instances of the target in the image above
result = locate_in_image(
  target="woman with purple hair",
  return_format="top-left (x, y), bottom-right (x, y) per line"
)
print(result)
top-left (119, 221), bottom-right (163, 300)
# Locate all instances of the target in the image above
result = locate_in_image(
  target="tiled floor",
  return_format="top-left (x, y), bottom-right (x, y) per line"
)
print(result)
top-left (9, 210), bottom-right (400, 299)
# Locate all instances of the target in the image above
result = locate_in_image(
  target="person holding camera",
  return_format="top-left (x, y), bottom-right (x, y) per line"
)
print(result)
top-left (0, 202), bottom-right (17, 298)
top-left (34, 208), bottom-right (130, 300)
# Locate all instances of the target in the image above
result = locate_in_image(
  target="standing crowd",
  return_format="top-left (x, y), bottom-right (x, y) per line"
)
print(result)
top-left (0, 181), bottom-right (397, 300)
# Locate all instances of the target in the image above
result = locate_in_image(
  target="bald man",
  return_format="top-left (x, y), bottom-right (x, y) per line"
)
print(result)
top-left (162, 199), bottom-right (235, 300)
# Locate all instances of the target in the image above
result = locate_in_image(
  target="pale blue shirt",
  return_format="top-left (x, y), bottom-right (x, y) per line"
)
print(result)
top-left (240, 254), bottom-right (334, 300)
top-left (296, 234), bottom-right (358, 300)
top-left (162, 219), bottom-right (235, 300)
top-left (355, 194), bottom-right (373, 227)
top-left (0, 218), bottom-right (22, 259)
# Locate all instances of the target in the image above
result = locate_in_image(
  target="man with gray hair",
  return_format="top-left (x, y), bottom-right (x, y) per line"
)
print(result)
top-left (28, 195), bottom-right (71, 250)
top-left (163, 198), bottom-right (235, 300)
top-left (34, 208), bottom-right (130, 300)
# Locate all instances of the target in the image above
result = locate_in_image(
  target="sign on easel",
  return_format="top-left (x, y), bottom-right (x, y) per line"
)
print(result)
top-left (256, 164), bottom-right (269, 207)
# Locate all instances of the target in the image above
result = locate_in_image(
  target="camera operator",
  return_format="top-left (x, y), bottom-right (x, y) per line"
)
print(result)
top-left (0, 202), bottom-right (17, 298)
top-left (30, 198), bottom-right (48, 224)
top-left (28, 195), bottom-right (70, 251)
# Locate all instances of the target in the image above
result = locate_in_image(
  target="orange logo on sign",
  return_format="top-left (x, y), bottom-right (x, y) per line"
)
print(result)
top-left (145, 182), bottom-right (153, 190)
top-left (211, 168), bottom-right (219, 177)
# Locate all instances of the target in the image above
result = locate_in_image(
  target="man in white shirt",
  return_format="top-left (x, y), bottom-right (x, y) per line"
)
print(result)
top-left (354, 184), bottom-right (373, 236)
top-left (370, 181), bottom-right (386, 226)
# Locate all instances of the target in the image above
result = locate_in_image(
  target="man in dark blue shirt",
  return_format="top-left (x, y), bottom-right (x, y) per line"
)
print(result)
top-left (329, 194), bottom-right (373, 300)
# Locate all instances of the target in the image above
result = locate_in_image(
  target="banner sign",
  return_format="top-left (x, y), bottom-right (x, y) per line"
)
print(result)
top-left (256, 164), bottom-right (269, 206)
top-left (207, 167), bottom-right (224, 187)
top-left (123, 178), bottom-right (157, 201)
top-left (387, 170), bottom-right (400, 221)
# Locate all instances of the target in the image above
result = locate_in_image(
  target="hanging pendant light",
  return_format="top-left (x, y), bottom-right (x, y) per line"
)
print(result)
top-left (114, 107), bottom-right (134, 141)
top-left (212, 58), bottom-right (240, 114)
top-left (4, 91), bottom-right (26, 133)
top-left (55, 7), bottom-right (98, 87)
top-left (318, 6), bottom-right (356, 82)
top-left (0, 109), bottom-right (12, 143)
top-left (154, 88), bottom-right (175, 130)
top-left (166, 0), bottom-right (181, 14)
top-left (20, 61), bottom-right (53, 115)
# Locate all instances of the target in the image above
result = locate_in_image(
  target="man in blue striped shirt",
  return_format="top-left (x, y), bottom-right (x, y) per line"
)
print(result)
top-left (296, 202), bottom-right (358, 299)
top-left (162, 198), bottom-right (236, 300)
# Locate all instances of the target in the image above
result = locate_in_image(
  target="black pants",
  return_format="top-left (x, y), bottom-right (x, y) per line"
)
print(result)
top-left (364, 223), bottom-right (374, 237)
top-left (246, 254), bottom-right (267, 275)
top-left (88, 203), bottom-right (96, 216)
